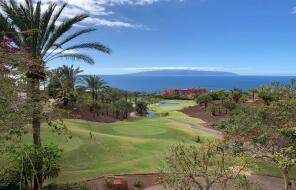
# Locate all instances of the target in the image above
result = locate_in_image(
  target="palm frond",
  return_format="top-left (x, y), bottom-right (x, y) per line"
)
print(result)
top-left (37, 3), bottom-right (56, 51)
top-left (44, 28), bottom-right (96, 60)
top-left (56, 28), bottom-right (96, 48)
top-left (31, 1), bottom-right (41, 56)
top-left (62, 42), bottom-right (111, 54)
top-left (42, 14), bottom-right (88, 56)
top-left (40, 3), bottom-right (67, 51)
top-left (49, 53), bottom-right (95, 64)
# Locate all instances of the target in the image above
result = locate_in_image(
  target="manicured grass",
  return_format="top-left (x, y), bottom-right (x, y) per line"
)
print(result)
top-left (149, 99), bottom-right (206, 125)
top-left (20, 100), bottom-right (295, 183)
top-left (251, 160), bottom-right (296, 180)
top-left (22, 100), bottom-right (215, 183)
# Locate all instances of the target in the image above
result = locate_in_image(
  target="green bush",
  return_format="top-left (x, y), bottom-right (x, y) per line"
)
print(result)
top-left (212, 120), bottom-right (227, 129)
top-left (193, 135), bottom-right (201, 143)
top-left (160, 112), bottom-right (169, 117)
top-left (133, 179), bottom-right (143, 188)
top-left (223, 101), bottom-right (236, 113)
top-left (0, 169), bottom-right (20, 190)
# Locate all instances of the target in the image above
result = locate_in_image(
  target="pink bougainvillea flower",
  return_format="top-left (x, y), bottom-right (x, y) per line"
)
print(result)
top-left (3, 37), bottom-right (13, 43)
top-left (3, 44), bottom-right (10, 49)
top-left (23, 47), bottom-right (31, 52)
top-left (9, 48), bottom-right (17, 53)
top-left (23, 57), bottom-right (30, 64)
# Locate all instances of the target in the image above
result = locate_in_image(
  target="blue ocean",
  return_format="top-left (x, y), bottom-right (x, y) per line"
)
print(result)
top-left (100, 76), bottom-right (296, 92)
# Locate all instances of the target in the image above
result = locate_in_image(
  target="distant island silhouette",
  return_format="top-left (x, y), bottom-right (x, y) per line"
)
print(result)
top-left (123, 69), bottom-right (238, 76)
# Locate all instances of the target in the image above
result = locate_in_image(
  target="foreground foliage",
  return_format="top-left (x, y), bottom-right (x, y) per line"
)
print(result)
top-left (159, 140), bottom-right (260, 190)
top-left (221, 83), bottom-right (296, 190)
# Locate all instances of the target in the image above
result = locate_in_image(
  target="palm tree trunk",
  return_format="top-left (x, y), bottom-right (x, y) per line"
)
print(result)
top-left (28, 78), bottom-right (43, 190)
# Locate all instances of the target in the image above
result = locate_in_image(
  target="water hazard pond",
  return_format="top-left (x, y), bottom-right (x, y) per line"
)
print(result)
top-left (159, 103), bottom-right (178, 107)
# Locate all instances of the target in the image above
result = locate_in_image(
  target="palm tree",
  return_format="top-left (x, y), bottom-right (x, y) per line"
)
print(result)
top-left (58, 65), bottom-right (83, 108)
top-left (0, 1), bottom-right (111, 189)
top-left (59, 65), bottom-right (83, 90)
top-left (249, 88), bottom-right (258, 102)
top-left (84, 75), bottom-right (107, 113)
top-left (196, 94), bottom-right (213, 111)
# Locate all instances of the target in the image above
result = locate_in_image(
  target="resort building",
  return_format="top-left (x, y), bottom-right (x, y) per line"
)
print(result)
top-left (161, 88), bottom-right (207, 98)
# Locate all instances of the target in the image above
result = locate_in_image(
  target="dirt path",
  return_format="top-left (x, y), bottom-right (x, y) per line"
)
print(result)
top-left (86, 173), bottom-right (296, 190)
top-left (169, 118), bottom-right (223, 136)
top-left (144, 175), bottom-right (296, 190)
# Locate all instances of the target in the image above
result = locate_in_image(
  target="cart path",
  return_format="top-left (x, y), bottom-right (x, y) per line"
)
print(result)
top-left (169, 118), bottom-right (223, 136)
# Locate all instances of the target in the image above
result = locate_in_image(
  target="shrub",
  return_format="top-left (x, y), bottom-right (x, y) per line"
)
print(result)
top-left (193, 135), bottom-right (201, 143)
top-left (223, 100), bottom-right (236, 113)
top-left (133, 179), bottom-right (143, 188)
top-left (212, 119), bottom-right (227, 129)
top-left (160, 112), bottom-right (169, 117)
top-left (0, 168), bottom-right (20, 190)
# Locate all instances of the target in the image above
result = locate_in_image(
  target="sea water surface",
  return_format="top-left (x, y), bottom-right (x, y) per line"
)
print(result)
top-left (101, 76), bottom-right (296, 92)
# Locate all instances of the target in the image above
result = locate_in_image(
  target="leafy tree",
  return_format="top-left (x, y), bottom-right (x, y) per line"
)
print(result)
top-left (2, 143), bottom-right (62, 190)
top-left (0, 1), bottom-right (111, 188)
top-left (217, 89), bottom-right (228, 103)
top-left (196, 94), bottom-right (213, 111)
top-left (258, 91), bottom-right (273, 106)
top-left (230, 88), bottom-right (242, 103)
top-left (159, 140), bottom-right (253, 190)
top-left (223, 100), bottom-right (296, 190)
top-left (135, 101), bottom-right (148, 115)
top-left (223, 100), bottom-right (236, 114)
top-left (47, 69), bottom-right (63, 99)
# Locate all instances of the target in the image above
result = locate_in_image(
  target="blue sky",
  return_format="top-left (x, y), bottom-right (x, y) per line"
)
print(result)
top-left (48, 0), bottom-right (296, 75)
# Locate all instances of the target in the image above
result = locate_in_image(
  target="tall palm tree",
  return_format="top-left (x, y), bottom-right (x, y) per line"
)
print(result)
top-left (0, 1), bottom-right (111, 189)
top-left (53, 65), bottom-right (83, 108)
top-left (59, 65), bottom-right (83, 90)
top-left (84, 75), bottom-right (107, 113)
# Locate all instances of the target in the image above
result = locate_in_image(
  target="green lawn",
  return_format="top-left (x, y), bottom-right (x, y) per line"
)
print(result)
top-left (22, 100), bottom-right (214, 183)
top-left (149, 99), bottom-right (206, 125)
top-left (20, 99), bottom-right (295, 183)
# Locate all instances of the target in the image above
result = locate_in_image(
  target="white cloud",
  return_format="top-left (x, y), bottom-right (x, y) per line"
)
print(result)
top-left (9, 0), bottom-right (183, 28)
top-left (30, 0), bottom-right (181, 28)
top-left (292, 7), bottom-right (296, 14)
top-left (83, 17), bottom-right (137, 28)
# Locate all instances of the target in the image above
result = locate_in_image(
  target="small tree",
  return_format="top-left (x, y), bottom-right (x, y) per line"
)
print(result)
top-left (159, 140), bottom-right (252, 190)
top-left (230, 88), bottom-right (242, 103)
top-left (223, 100), bottom-right (296, 190)
top-left (258, 91), bottom-right (273, 106)
top-left (223, 100), bottom-right (236, 114)
top-left (196, 94), bottom-right (213, 111)
top-left (135, 101), bottom-right (148, 116)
